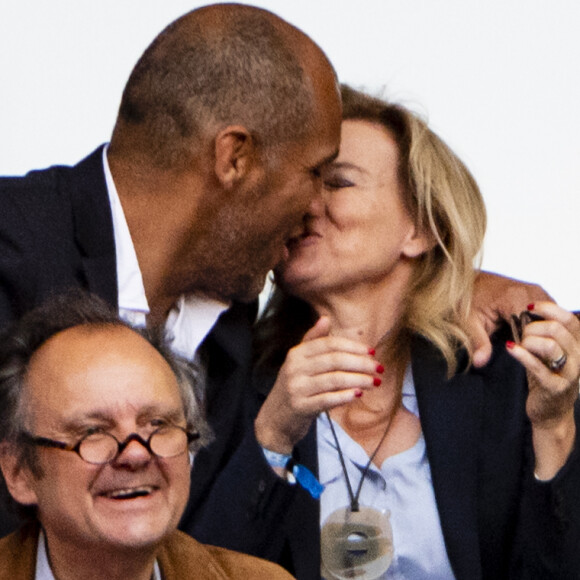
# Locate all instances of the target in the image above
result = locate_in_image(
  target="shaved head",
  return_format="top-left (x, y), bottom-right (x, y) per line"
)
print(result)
top-left (110, 3), bottom-right (337, 168)
top-left (106, 4), bottom-right (341, 308)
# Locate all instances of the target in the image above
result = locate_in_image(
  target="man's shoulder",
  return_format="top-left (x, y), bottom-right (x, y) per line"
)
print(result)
top-left (0, 163), bottom-right (69, 221)
top-left (159, 530), bottom-right (294, 579)
top-left (0, 524), bottom-right (38, 579)
top-left (0, 146), bottom-right (105, 196)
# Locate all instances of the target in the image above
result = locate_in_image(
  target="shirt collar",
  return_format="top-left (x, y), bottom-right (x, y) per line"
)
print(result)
top-left (35, 530), bottom-right (162, 580)
top-left (103, 146), bottom-right (149, 315)
top-left (317, 363), bottom-right (418, 485)
top-left (165, 294), bottom-right (230, 360)
top-left (34, 530), bottom-right (52, 580)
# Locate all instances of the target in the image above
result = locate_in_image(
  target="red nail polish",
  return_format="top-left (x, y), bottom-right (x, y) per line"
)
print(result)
top-left (355, 390), bottom-right (363, 398)
top-left (527, 303), bottom-right (535, 311)
top-left (373, 377), bottom-right (382, 387)
top-left (376, 364), bottom-right (385, 374)
top-left (368, 348), bottom-right (376, 356)
top-left (506, 341), bottom-right (515, 349)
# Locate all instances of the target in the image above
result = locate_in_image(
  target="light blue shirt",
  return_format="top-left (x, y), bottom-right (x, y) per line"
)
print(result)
top-left (317, 365), bottom-right (455, 579)
top-left (35, 530), bottom-right (162, 579)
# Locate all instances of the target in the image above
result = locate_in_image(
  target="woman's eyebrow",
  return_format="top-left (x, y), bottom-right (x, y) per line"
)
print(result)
top-left (328, 161), bottom-right (368, 176)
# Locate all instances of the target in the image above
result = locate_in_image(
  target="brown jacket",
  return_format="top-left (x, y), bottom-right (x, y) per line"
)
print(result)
top-left (0, 525), bottom-right (294, 579)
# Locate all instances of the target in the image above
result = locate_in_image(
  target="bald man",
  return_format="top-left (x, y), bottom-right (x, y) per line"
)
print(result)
top-left (0, 3), bottom-right (341, 546)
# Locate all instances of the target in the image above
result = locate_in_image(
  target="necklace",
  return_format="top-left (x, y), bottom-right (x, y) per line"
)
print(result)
top-left (325, 411), bottom-right (391, 512)
top-left (320, 391), bottom-right (401, 580)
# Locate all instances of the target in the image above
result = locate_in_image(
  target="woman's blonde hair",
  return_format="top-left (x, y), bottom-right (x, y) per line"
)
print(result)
top-left (341, 85), bottom-right (486, 373)
top-left (255, 85), bottom-right (486, 376)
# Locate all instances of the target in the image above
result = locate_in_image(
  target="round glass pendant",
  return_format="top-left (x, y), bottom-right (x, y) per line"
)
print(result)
top-left (321, 506), bottom-right (394, 579)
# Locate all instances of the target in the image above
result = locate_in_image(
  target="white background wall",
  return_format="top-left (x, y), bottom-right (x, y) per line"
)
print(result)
top-left (1, 1), bottom-right (578, 308)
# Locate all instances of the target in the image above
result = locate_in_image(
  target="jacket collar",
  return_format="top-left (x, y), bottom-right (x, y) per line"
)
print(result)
top-left (67, 145), bottom-right (118, 308)
top-left (412, 335), bottom-right (484, 580)
top-left (292, 335), bottom-right (485, 580)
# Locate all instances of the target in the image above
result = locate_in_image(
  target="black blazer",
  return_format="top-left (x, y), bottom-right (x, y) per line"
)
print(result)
top-left (0, 149), bottom-right (296, 552)
top-left (255, 331), bottom-right (580, 579)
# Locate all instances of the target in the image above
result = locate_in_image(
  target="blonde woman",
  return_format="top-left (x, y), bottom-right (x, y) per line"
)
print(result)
top-left (253, 86), bottom-right (580, 579)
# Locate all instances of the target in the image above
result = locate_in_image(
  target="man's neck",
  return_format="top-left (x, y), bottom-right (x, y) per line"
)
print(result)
top-left (107, 151), bottom-right (209, 318)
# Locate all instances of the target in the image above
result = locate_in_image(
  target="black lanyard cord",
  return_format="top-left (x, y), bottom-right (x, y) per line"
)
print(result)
top-left (325, 408), bottom-right (393, 512)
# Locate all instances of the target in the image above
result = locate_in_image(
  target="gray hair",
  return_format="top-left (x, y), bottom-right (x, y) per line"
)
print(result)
top-left (0, 290), bottom-right (211, 519)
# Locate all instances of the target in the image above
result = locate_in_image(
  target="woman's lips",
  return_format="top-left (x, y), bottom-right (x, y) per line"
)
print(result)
top-left (286, 231), bottom-right (320, 252)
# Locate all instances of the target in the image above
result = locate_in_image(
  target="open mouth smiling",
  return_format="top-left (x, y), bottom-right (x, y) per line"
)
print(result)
top-left (100, 485), bottom-right (159, 500)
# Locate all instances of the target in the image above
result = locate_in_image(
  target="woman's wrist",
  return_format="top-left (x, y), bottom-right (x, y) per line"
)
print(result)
top-left (255, 413), bottom-right (295, 455)
top-left (532, 409), bottom-right (576, 480)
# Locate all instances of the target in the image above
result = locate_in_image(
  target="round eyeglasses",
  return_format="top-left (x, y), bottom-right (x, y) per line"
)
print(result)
top-left (22, 426), bottom-right (200, 465)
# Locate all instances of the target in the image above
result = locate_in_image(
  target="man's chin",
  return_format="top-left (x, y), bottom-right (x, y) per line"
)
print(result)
top-left (230, 274), bottom-right (271, 304)
top-left (93, 521), bottom-right (172, 553)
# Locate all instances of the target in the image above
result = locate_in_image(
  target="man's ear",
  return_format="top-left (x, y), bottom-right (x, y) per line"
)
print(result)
top-left (0, 443), bottom-right (38, 506)
top-left (214, 125), bottom-right (257, 190)
top-left (401, 224), bottom-right (438, 259)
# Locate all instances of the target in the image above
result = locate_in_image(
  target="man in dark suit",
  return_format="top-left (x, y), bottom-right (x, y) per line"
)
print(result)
top-left (0, 3), bottom-right (342, 548)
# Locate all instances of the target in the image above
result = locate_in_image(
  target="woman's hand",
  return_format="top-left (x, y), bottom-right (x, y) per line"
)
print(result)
top-left (506, 301), bottom-right (580, 479)
top-left (255, 316), bottom-right (382, 455)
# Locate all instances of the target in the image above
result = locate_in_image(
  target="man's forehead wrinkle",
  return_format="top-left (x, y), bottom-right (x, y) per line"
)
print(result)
top-left (28, 326), bottom-right (170, 380)
top-left (25, 325), bottom-right (128, 377)
top-left (60, 402), bottom-right (183, 427)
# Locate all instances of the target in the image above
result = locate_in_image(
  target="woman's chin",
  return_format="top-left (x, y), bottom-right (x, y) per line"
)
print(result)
top-left (280, 266), bottom-right (323, 297)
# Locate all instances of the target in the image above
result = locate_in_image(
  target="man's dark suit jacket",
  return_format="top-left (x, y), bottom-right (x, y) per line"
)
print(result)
top-left (0, 147), bottom-right (297, 554)
top-left (254, 331), bottom-right (580, 579)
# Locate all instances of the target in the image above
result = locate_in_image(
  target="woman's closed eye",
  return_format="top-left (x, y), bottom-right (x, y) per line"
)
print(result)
top-left (323, 175), bottom-right (354, 190)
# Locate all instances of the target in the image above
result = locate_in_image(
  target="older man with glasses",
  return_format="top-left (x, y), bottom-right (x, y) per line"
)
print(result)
top-left (0, 293), bottom-right (293, 580)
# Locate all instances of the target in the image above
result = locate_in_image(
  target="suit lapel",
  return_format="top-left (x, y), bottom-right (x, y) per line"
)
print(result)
top-left (412, 336), bottom-right (484, 580)
top-left (186, 302), bottom-right (257, 507)
top-left (66, 146), bottom-right (118, 307)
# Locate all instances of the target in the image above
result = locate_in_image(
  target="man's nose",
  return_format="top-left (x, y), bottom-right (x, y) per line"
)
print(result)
top-left (306, 191), bottom-right (325, 217)
top-left (113, 435), bottom-right (152, 468)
